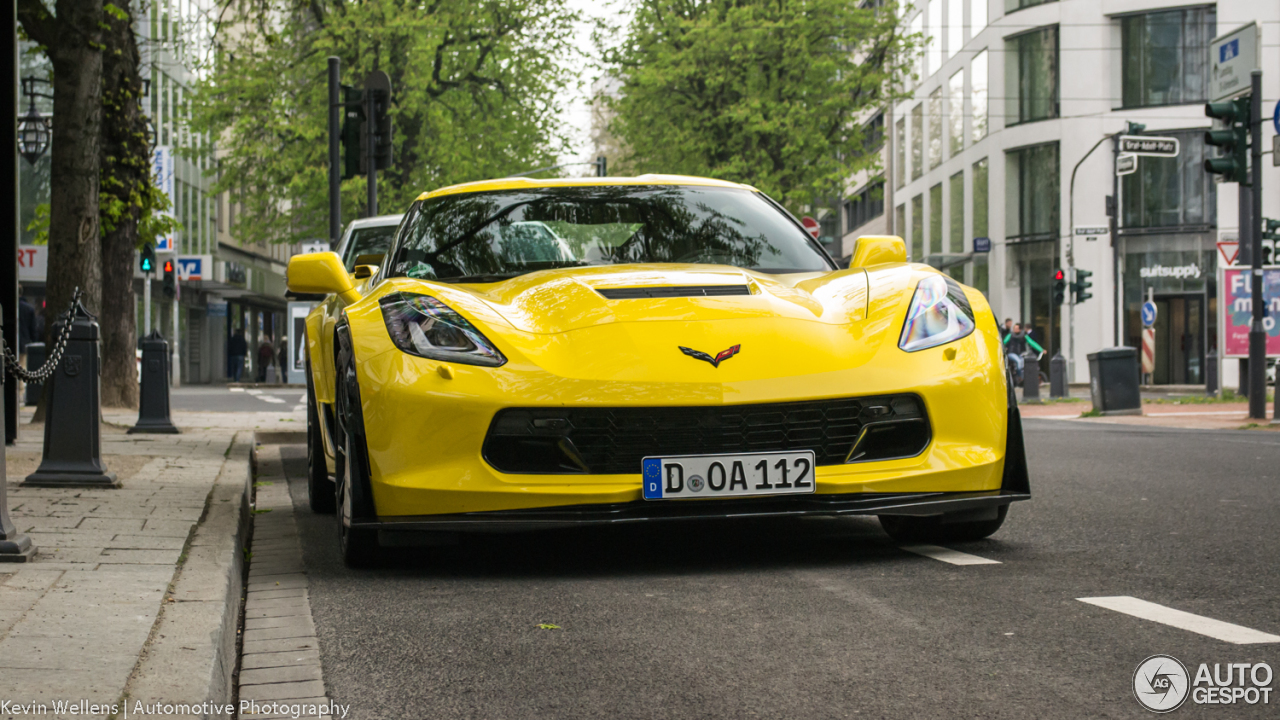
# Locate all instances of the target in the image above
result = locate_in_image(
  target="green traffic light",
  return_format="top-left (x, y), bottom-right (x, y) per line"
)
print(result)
top-left (1203, 97), bottom-right (1250, 184)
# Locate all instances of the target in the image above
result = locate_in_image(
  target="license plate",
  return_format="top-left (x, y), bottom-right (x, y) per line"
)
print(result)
top-left (641, 450), bottom-right (816, 500)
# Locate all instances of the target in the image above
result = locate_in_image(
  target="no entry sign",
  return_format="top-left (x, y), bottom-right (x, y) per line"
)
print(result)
top-left (800, 216), bottom-right (820, 240)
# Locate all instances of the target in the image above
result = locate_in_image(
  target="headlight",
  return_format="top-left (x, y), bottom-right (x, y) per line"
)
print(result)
top-left (379, 292), bottom-right (507, 367)
top-left (898, 275), bottom-right (976, 352)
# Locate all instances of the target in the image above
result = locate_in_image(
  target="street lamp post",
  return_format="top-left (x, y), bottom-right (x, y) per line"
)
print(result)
top-left (16, 76), bottom-right (51, 166)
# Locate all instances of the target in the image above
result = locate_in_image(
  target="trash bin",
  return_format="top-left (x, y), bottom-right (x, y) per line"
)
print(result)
top-left (1087, 347), bottom-right (1142, 415)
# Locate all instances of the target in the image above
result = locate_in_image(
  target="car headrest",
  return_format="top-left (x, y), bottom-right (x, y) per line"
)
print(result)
top-left (849, 235), bottom-right (907, 267)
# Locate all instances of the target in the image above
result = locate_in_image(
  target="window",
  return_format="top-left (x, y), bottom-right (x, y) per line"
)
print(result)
top-left (1006, 0), bottom-right (1055, 13)
top-left (972, 158), bottom-right (989, 294)
top-left (911, 12), bottom-right (924, 83)
top-left (1006, 143), bottom-right (1059, 242)
top-left (1006, 26), bottom-right (1058, 125)
top-left (971, 0), bottom-right (988, 37)
top-left (863, 112), bottom-right (885, 155)
top-left (895, 203), bottom-right (906, 239)
top-left (948, 69), bottom-right (964, 156)
top-left (911, 194), bottom-right (923, 261)
top-left (947, 0), bottom-right (962, 58)
top-left (1121, 7), bottom-right (1216, 109)
top-left (895, 117), bottom-right (907, 189)
top-left (928, 88), bottom-right (942, 170)
top-left (949, 171), bottom-right (964, 255)
top-left (1121, 129), bottom-right (1216, 229)
top-left (972, 50), bottom-right (988, 142)
top-left (845, 180), bottom-right (885, 232)
top-left (929, 183), bottom-right (943, 262)
top-left (927, 1), bottom-right (942, 76)
top-left (911, 104), bottom-right (923, 180)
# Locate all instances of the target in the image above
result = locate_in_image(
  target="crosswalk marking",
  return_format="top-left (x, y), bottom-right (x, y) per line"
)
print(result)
top-left (259, 396), bottom-right (285, 404)
top-left (1078, 596), bottom-right (1280, 644)
top-left (899, 544), bottom-right (1001, 565)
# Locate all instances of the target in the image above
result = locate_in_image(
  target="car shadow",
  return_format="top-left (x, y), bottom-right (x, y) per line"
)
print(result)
top-left (277, 447), bottom-right (1012, 581)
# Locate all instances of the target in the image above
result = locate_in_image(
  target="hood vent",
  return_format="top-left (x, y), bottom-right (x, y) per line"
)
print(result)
top-left (596, 285), bottom-right (752, 300)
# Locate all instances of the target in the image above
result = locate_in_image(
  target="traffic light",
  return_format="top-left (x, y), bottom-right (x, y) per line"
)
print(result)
top-left (1071, 269), bottom-right (1093, 304)
top-left (1203, 98), bottom-right (1250, 183)
top-left (341, 85), bottom-right (364, 180)
top-left (1263, 218), bottom-right (1280, 241)
top-left (1052, 269), bottom-right (1066, 306)
top-left (162, 259), bottom-right (176, 298)
top-left (139, 243), bottom-right (155, 274)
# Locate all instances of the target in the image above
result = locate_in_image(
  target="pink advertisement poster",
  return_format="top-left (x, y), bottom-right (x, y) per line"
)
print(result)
top-left (1222, 268), bottom-right (1280, 357)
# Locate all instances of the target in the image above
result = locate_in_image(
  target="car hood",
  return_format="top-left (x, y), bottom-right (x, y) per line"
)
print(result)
top-left (367, 264), bottom-right (929, 384)
top-left (457, 264), bottom-right (871, 334)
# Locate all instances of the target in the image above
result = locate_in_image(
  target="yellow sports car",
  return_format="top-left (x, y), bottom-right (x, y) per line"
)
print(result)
top-left (288, 175), bottom-right (1029, 564)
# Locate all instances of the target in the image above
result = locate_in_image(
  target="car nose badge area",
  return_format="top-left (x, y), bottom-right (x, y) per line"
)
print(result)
top-left (678, 344), bottom-right (741, 368)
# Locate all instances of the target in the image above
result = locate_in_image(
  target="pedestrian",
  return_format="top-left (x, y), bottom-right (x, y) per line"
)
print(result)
top-left (1000, 317), bottom-right (1013, 342)
top-left (228, 328), bottom-right (248, 382)
top-left (1002, 322), bottom-right (1045, 384)
top-left (258, 335), bottom-right (275, 383)
top-left (277, 334), bottom-right (289, 384)
top-left (16, 286), bottom-right (36, 398)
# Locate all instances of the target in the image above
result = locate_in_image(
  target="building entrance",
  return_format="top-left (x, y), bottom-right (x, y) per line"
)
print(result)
top-left (1151, 294), bottom-right (1204, 385)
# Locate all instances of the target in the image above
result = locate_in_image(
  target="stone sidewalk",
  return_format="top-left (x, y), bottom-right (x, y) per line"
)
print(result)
top-left (1019, 400), bottom-right (1279, 430)
top-left (0, 410), bottom-right (252, 720)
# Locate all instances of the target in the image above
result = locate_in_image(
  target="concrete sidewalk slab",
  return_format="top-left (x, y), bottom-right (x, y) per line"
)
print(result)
top-left (0, 409), bottom-right (251, 720)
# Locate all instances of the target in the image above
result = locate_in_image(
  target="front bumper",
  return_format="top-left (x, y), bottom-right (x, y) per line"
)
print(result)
top-left (360, 489), bottom-right (1030, 533)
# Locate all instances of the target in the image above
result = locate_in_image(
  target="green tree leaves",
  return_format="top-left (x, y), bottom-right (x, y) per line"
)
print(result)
top-left (603, 0), bottom-right (919, 210)
top-left (192, 0), bottom-right (580, 246)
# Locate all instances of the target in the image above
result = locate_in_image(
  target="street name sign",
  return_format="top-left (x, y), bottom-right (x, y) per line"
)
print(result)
top-left (1116, 153), bottom-right (1137, 176)
top-left (1119, 136), bottom-right (1179, 157)
top-left (1074, 226), bottom-right (1109, 237)
top-left (973, 237), bottom-right (991, 253)
top-left (1209, 23), bottom-right (1258, 102)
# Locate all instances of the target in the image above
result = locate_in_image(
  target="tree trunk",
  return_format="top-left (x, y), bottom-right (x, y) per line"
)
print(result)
top-left (99, 3), bottom-right (148, 409)
top-left (18, 0), bottom-right (104, 421)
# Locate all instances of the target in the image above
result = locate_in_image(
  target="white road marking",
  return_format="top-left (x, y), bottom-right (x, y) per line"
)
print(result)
top-left (245, 389), bottom-right (263, 395)
top-left (297, 394), bottom-right (306, 402)
top-left (259, 396), bottom-right (286, 404)
top-left (292, 405), bottom-right (306, 413)
top-left (1078, 596), bottom-right (1280, 644)
top-left (230, 387), bottom-right (245, 392)
top-left (899, 544), bottom-right (1001, 565)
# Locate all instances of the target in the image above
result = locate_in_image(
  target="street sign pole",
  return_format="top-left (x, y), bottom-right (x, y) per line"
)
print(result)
top-left (365, 85), bottom-right (377, 218)
top-left (143, 269), bottom-right (151, 333)
top-left (1247, 70), bottom-right (1265, 420)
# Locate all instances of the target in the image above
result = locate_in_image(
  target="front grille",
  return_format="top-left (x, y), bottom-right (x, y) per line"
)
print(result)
top-left (482, 395), bottom-right (929, 475)
top-left (596, 285), bottom-right (752, 300)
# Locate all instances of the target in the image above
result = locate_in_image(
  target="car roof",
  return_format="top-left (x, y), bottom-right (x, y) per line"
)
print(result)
top-left (415, 174), bottom-right (759, 202)
top-left (344, 214), bottom-right (403, 230)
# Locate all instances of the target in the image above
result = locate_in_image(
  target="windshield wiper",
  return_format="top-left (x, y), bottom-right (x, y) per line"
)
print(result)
top-left (436, 273), bottom-right (526, 284)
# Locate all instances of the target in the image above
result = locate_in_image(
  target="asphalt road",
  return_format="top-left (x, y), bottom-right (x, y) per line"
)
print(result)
top-left (170, 386), bottom-right (306, 412)
top-left (279, 420), bottom-right (1280, 718)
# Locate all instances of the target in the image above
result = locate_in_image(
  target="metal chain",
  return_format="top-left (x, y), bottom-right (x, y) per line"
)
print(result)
top-left (2, 287), bottom-right (82, 383)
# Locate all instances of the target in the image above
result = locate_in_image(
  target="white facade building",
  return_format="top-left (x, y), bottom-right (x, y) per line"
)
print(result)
top-left (843, 0), bottom-right (1279, 386)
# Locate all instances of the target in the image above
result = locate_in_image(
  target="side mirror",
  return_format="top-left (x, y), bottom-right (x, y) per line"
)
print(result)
top-left (849, 235), bottom-right (907, 267)
top-left (286, 252), bottom-right (359, 303)
top-left (353, 264), bottom-right (377, 279)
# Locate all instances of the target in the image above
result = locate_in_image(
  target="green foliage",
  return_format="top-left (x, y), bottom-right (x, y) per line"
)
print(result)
top-left (27, 182), bottom-right (179, 248)
top-left (603, 0), bottom-right (919, 210)
top-left (191, 0), bottom-right (581, 246)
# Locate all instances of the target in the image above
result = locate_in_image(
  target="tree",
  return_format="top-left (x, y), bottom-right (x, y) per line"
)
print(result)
top-left (99, 2), bottom-right (171, 408)
top-left (603, 0), bottom-right (918, 210)
top-left (17, 0), bottom-right (104, 325)
top-left (193, 0), bottom-right (581, 247)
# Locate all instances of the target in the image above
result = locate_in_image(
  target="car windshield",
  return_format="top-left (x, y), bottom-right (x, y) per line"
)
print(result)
top-left (388, 185), bottom-right (832, 282)
top-left (342, 224), bottom-right (398, 271)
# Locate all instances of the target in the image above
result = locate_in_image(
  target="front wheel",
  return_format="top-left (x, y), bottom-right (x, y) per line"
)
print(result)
top-left (878, 505), bottom-right (1008, 544)
top-left (335, 348), bottom-right (378, 567)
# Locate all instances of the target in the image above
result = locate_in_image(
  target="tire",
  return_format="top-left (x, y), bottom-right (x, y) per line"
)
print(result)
top-left (878, 505), bottom-right (1008, 544)
top-left (306, 357), bottom-right (336, 514)
top-left (334, 348), bottom-right (378, 567)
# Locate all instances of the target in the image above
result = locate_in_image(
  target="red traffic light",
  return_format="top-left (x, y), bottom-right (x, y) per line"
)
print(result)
top-left (163, 260), bottom-right (174, 273)
top-left (1053, 269), bottom-right (1065, 281)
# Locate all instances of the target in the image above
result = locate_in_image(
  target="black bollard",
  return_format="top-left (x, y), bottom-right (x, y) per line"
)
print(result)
top-left (22, 302), bottom-right (118, 488)
top-left (1206, 354), bottom-right (1218, 397)
top-left (1022, 349), bottom-right (1041, 403)
top-left (129, 331), bottom-right (180, 434)
top-left (0, 309), bottom-right (35, 562)
top-left (1049, 352), bottom-right (1067, 398)
top-left (23, 341), bottom-right (43, 406)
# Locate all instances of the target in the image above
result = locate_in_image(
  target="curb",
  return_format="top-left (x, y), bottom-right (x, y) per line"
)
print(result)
top-left (123, 432), bottom-right (253, 719)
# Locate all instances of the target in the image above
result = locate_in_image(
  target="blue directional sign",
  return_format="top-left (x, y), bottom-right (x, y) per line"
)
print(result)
top-left (1141, 301), bottom-right (1157, 327)
top-left (973, 237), bottom-right (991, 253)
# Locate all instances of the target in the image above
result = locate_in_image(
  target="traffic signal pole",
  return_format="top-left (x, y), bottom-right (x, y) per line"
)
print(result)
top-left (1248, 71), bottom-right (1265, 420)
top-left (142, 270), bottom-right (150, 334)
top-left (366, 86), bottom-right (377, 217)
top-left (328, 58), bottom-right (341, 247)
